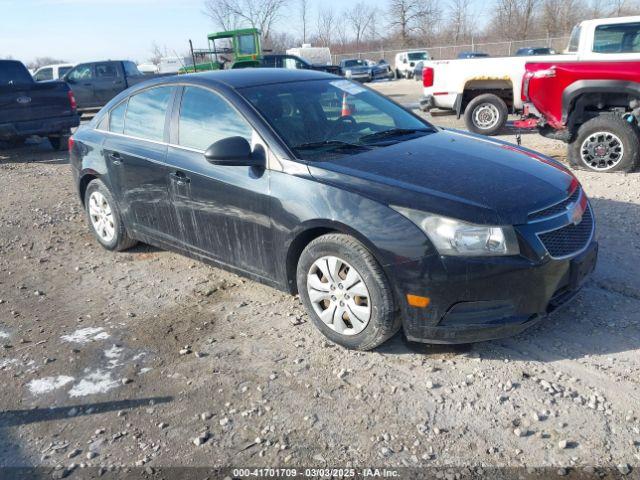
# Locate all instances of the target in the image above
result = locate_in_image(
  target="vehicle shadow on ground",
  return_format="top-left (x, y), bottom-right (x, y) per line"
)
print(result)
top-left (0, 397), bottom-right (173, 428)
top-left (0, 141), bottom-right (68, 165)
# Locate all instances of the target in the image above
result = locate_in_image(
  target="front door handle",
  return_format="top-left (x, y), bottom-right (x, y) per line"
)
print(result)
top-left (170, 171), bottom-right (190, 186)
top-left (108, 151), bottom-right (122, 165)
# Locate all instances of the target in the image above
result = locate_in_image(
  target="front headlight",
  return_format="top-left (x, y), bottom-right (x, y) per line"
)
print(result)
top-left (345, 69), bottom-right (352, 78)
top-left (392, 206), bottom-right (520, 256)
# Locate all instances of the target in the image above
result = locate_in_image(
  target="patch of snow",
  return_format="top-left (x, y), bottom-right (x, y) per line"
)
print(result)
top-left (69, 370), bottom-right (119, 397)
top-left (104, 345), bottom-right (123, 369)
top-left (28, 375), bottom-right (74, 395)
top-left (138, 367), bottom-right (152, 375)
top-left (61, 327), bottom-right (110, 344)
top-left (0, 358), bottom-right (20, 369)
top-left (0, 330), bottom-right (10, 339)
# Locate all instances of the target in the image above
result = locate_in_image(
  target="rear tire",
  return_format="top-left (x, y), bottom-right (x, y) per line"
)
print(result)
top-left (48, 133), bottom-right (70, 151)
top-left (464, 94), bottom-right (508, 136)
top-left (84, 179), bottom-right (137, 251)
top-left (568, 114), bottom-right (639, 173)
top-left (297, 233), bottom-right (400, 351)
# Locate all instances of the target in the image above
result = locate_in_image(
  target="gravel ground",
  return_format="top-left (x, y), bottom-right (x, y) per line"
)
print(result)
top-left (0, 80), bottom-right (639, 478)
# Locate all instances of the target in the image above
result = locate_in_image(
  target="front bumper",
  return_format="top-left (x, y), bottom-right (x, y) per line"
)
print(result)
top-left (388, 240), bottom-right (598, 344)
top-left (0, 114), bottom-right (80, 140)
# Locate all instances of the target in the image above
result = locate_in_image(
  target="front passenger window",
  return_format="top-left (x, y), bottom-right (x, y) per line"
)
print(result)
top-left (178, 87), bottom-right (252, 151)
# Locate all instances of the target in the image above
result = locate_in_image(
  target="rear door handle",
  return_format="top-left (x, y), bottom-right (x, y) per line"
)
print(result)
top-left (170, 171), bottom-right (190, 186)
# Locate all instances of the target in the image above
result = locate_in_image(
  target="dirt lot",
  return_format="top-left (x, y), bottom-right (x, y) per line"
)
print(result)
top-left (1, 80), bottom-right (639, 478)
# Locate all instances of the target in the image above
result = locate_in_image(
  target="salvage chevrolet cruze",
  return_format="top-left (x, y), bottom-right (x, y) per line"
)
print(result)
top-left (69, 70), bottom-right (598, 350)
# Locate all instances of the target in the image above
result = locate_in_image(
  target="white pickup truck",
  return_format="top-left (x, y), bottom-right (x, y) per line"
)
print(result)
top-left (420, 15), bottom-right (640, 135)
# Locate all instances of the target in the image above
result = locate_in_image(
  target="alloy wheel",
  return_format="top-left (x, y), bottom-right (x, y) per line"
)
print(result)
top-left (307, 256), bottom-right (371, 336)
top-left (472, 103), bottom-right (500, 130)
top-left (88, 191), bottom-right (115, 242)
top-left (580, 131), bottom-right (624, 171)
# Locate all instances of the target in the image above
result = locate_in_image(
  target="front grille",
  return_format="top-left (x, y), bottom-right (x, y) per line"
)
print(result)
top-left (528, 187), bottom-right (581, 221)
top-left (538, 204), bottom-right (594, 258)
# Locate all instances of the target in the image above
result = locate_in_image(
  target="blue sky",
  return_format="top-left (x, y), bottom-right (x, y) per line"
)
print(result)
top-left (0, 0), bottom-right (397, 64)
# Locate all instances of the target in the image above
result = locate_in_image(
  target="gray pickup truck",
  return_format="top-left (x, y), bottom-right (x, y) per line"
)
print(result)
top-left (63, 60), bottom-right (151, 111)
top-left (0, 60), bottom-right (80, 150)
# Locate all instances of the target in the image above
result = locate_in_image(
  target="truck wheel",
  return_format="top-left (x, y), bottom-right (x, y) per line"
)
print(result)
top-left (395, 69), bottom-right (402, 79)
top-left (464, 94), bottom-right (508, 136)
top-left (48, 133), bottom-right (70, 151)
top-left (84, 179), bottom-right (137, 251)
top-left (569, 115), bottom-right (639, 173)
top-left (296, 233), bottom-right (400, 351)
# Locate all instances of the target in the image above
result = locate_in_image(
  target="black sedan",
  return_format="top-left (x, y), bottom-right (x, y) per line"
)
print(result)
top-left (69, 70), bottom-right (597, 350)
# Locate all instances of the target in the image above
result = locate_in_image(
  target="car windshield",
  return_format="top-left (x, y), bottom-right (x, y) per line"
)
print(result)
top-left (343, 60), bottom-right (365, 68)
top-left (241, 79), bottom-right (435, 161)
top-left (408, 52), bottom-right (428, 61)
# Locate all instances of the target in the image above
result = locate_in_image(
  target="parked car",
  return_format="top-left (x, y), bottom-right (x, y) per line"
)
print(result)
top-left (519, 59), bottom-right (640, 172)
top-left (70, 69), bottom-right (597, 350)
top-left (420, 15), bottom-right (640, 136)
top-left (394, 51), bottom-right (430, 78)
top-left (457, 52), bottom-right (490, 59)
top-left (516, 47), bottom-right (556, 56)
top-left (375, 59), bottom-right (394, 79)
top-left (32, 63), bottom-right (75, 82)
top-left (63, 60), bottom-right (148, 111)
top-left (0, 60), bottom-right (80, 150)
top-left (339, 58), bottom-right (389, 82)
top-left (259, 54), bottom-right (341, 75)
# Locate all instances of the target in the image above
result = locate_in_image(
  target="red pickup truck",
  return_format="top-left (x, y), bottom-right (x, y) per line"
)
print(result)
top-left (520, 61), bottom-right (640, 173)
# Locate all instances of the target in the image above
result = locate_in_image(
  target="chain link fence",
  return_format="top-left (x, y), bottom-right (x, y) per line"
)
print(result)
top-left (331, 36), bottom-right (571, 64)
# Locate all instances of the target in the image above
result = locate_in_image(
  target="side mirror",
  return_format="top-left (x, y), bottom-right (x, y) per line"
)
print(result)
top-left (204, 136), bottom-right (258, 166)
top-left (65, 76), bottom-right (75, 83)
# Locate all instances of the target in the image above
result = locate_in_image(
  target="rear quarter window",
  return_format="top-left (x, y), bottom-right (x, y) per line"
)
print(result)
top-left (123, 86), bottom-right (173, 142)
top-left (108, 101), bottom-right (127, 134)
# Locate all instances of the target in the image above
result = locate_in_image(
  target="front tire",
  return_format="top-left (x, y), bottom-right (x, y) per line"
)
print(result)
top-left (464, 94), bottom-right (508, 136)
top-left (84, 179), bottom-right (137, 251)
top-left (297, 234), bottom-right (399, 350)
top-left (568, 114), bottom-right (639, 173)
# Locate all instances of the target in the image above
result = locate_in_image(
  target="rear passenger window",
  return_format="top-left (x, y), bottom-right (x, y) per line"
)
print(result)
top-left (96, 63), bottom-right (117, 78)
top-left (124, 87), bottom-right (173, 141)
top-left (594, 23), bottom-right (640, 53)
top-left (109, 101), bottom-right (127, 134)
top-left (178, 87), bottom-right (252, 151)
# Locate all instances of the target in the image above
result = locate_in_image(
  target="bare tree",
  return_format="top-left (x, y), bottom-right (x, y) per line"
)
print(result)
top-left (448, 0), bottom-right (473, 44)
top-left (203, 0), bottom-right (289, 40)
top-left (27, 57), bottom-right (68, 70)
top-left (492, 0), bottom-right (540, 41)
top-left (541, 0), bottom-right (585, 37)
top-left (387, 0), bottom-right (440, 46)
top-left (299, 0), bottom-right (310, 44)
top-left (315, 7), bottom-right (336, 47)
top-left (148, 42), bottom-right (164, 66)
top-left (346, 2), bottom-right (376, 48)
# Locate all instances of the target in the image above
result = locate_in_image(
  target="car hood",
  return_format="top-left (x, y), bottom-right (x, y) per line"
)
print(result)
top-left (307, 129), bottom-right (577, 225)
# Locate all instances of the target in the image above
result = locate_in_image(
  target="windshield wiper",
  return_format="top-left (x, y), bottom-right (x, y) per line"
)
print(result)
top-left (360, 128), bottom-right (432, 143)
top-left (293, 140), bottom-right (372, 152)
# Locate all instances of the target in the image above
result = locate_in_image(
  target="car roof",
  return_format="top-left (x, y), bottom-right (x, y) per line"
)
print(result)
top-left (128, 68), bottom-right (337, 92)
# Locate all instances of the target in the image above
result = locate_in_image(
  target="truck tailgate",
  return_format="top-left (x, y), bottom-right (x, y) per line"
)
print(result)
top-left (0, 81), bottom-right (74, 124)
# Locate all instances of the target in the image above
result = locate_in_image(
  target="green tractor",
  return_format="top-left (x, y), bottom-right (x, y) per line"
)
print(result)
top-left (180, 28), bottom-right (262, 74)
